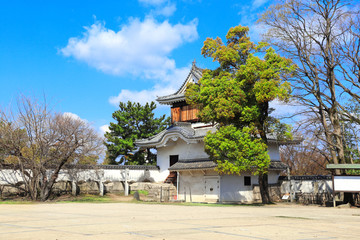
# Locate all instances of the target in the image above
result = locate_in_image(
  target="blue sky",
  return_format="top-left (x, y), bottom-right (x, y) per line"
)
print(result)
top-left (0, 0), bottom-right (278, 134)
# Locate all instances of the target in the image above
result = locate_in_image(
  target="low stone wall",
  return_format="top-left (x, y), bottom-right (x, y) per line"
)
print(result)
top-left (104, 181), bottom-right (125, 194)
top-left (130, 182), bottom-right (177, 202)
top-left (279, 175), bottom-right (332, 194)
top-left (0, 180), bottom-right (126, 197)
top-left (0, 164), bottom-right (162, 197)
top-left (252, 176), bottom-right (334, 204)
top-left (53, 181), bottom-right (72, 195)
top-left (279, 175), bottom-right (333, 205)
top-left (0, 184), bottom-right (25, 197)
top-left (253, 184), bottom-right (282, 202)
top-left (295, 192), bottom-right (333, 205)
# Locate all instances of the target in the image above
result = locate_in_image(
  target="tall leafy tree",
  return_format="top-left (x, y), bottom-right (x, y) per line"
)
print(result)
top-left (186, 25), bottom-right (295, 203)
top-left (104, 101), bottom-right (170, 165)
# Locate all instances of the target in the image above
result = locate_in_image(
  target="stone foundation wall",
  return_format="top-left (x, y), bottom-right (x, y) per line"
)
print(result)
top-left (0, 180), bottom-right (127, 197)
top-left (279, 176), bottom-right (333, 204)
top-left (0, 185), bottom-right (25, 197)
top-left (104, 181), bottom-right (125, 194)
top-left (253, 184), bottom-right (282, 202)
top-left (0, 165), bottom-right (160, 197)
top-left (130, 182), bottom-right (177, 202)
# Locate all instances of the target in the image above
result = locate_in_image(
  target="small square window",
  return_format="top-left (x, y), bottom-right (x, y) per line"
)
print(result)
top-left (169, 155), bottom-right (179, 167)
top-left (244, 176), bottom-right (251, 186)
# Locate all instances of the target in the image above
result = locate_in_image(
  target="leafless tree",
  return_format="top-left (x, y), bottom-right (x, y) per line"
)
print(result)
top-left (0, 96), bottom-right (104, 201)
top-left (260, 0), bottom-right (360, 173)
top-left (281, 124), bottom-right (330, 175)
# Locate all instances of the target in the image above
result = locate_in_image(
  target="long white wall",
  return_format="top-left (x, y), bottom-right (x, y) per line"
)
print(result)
top-left (280, 179), bottom-right (332, 194)
top-left (0, 167), bottom-right (164, 185)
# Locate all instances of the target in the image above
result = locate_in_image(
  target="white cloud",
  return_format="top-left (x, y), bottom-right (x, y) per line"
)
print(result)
top-left (109, 86), bottom-right (173, 106)
top-left (63, 112), bottom-right (85, 122)
top-left (152, 3), bottom-right (176, 17)
top-left (138, 0), bottom-right (176, 17)
top-left (100, 124), bottom-right (110, 134)
top-left (63, 112), bottom-right (79, 119)
top-left (139, 0), bottom-right (167, 6)
top-left (109, 66), bottom-right (189, 106)
top-left (269, 99), bottom-right (305, 119)
top-left (252, 0), bottom-right (269, 9)
top-left (61, 17), bottom-right (198, 78)
top-left (248, 22), bottom-right (269, 42)
top-left (61, 15), bottom-right (198, 109)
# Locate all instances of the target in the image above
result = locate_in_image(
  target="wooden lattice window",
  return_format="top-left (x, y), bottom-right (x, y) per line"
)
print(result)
top-left (181, 105), bottom-right (199, 122)
top-left (171, 104), bottom-right (199, 123)
top-left (171, 107), bottom-right (180, 123)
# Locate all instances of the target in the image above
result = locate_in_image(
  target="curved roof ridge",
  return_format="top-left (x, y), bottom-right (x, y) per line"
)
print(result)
top-left (174, 62), bottom-right (203, 95)
top-left (135, 124), bottom-right (216, 148)
top-left (156, 62), bottom-right (204, 104)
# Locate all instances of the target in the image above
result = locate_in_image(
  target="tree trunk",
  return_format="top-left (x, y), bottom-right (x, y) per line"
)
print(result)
top-left (258, 172), bottom-right (271, 204)
top-left (40, 174), bottom-right (58, 201)
top-left (39, 157), bottom-right (70, 201)
top-left (40, 185), bottom-right (52, 202)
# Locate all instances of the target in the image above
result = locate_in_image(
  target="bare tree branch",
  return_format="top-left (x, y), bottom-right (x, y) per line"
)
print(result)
top-left (0, 95), bottom-right (104, 201)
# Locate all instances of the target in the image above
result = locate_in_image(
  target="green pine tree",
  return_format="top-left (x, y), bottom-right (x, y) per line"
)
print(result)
top-left (104, 101), bottom-right (170, 165)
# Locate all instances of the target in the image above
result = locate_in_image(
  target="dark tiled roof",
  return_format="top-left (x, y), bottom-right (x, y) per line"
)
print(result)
top-left (168, 159), bottom-right (216, 171)
top-left (278, 175), bottom-right (332, 181)
top-left (64, 164), bottom-right (159, 170)
top-left (268, 161), bottom-right (288, 170)
top-left (135, 122), bottom-right (216, 147)
top-left (168, 159), bottom-right (288, 171)
top-left (156, 93), bottom-right (186, 105)
top-left (0, 164), bottom-right (159, 170)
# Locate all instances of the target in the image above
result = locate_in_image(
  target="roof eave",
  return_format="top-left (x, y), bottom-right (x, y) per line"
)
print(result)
top-left (136, 135), bottom-right (204, 148)
top-left (170, 167), bottom-right (216, 171)
top-left (156, 97), bottom-right (186, 105)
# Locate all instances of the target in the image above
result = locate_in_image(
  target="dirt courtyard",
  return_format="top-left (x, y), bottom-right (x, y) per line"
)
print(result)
top-left (0, 202), bottom-right (359, 240)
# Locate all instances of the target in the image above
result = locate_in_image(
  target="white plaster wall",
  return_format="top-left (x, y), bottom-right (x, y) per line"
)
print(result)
top-left (0, 168), bottom-right (164, 184)
top-left (281, 179), bottom-right (333, 194)
top-left (268, 143), bottom-right (281, 161)
top-left (177, 168), bottom-right (281, 203)
top-left (268, 170), bottom-right (281, 184)
top-left (101, 169), bottom-right (163, 182)
top-left (157, 139), bottom-right (209, 181)
top-left (0, 170), bottom-right (24, 184)
top-left (178, 171), bottom-right (206, 202)
top-left (178, 170), bottom-right (218, 202)
top-left (220, 173), bottom-right (256, 202)
top-left (220, 171), bottom-right (280, 203)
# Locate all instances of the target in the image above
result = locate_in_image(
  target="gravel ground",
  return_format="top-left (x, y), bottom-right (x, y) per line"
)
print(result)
top-left (0, 202), bottom-right (359, 240)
